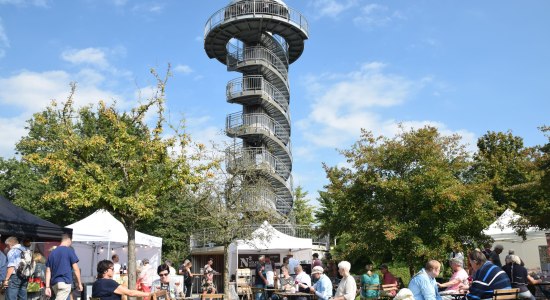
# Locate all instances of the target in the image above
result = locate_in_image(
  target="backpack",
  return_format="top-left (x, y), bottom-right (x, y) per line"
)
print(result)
top-left (17, 248), bottom-right (36, 278)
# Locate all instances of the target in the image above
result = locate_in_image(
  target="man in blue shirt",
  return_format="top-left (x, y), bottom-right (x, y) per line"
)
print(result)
top-left (3, 236), bottom-right (28, 300)
top-left (408, 260), bottom-right (442, 300)
top-left (306, 266), bottom-right (332, 300)
top-left (467, 250), bottom-right (510, 300)
top-left (44, 234), bottom-right (82, 300)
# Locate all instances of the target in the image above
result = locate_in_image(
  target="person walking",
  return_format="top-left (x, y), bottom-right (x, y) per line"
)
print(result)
top-left (3, 236), bottom-right (29, 300)
top-left (44, 234), bottom-right (83, 300)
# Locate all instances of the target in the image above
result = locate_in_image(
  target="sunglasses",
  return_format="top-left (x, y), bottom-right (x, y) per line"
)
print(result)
top-left (159, 273), bottom-right (169, 277)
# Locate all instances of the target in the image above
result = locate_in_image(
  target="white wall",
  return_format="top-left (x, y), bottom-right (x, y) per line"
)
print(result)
top-left (492, 233), bottom-right (546, 272)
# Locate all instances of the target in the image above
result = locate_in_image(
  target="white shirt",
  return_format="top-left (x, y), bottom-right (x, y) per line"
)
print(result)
top-left (295, 271), bottom-right (311, 287)
top-left (335, 275), bottom-right (357, 300)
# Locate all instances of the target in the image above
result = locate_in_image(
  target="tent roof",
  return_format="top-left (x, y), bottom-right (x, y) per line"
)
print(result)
top-left (0, 195), bottom-right (72, 241)
top-left (66, 209), bottom-right (162, 248)
top-left (484, 208), bottom-right (541, 236)
top-left (233, 221), bottom-right (312, 251)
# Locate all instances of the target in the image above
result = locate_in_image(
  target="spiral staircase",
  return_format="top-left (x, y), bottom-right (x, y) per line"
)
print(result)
top-left (204, 0), bottom-right (308, 216)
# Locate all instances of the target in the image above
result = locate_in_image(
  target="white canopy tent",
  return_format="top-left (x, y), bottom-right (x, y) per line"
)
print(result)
top-left (67, 210), bottom-right (163, 282)
top-left (483, 209), bottom-right (548, 272)
top-left (227, 221), bottom-right (313, 274)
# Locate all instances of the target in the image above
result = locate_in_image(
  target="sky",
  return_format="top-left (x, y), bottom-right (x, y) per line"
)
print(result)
top-left (1, 0), bottom-right (549, 205)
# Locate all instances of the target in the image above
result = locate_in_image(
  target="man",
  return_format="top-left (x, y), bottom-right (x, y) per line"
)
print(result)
top-left (408, 260), bottom-right (442, 300)
top-left (164, 260), bottom-right (176, 277)
top-left (45, 234), bottom-right (83, 300)
top-left (489, 245), bottom-right (504, 268)
top-left (312, 253), bottom-right (323, 268)
top-left (1, 235), bottom-right (8, 300)
top-left (254, 256), bottom-right (267, 300)
top-left (306, 266), bottom-right (332, 300)
top-left (294, 264), bottom-right (311, 292)
top-left (481, 243), bottom-right (492, 260)
top-left (3, 236), bottom-right (28, 300)
top-left (379, 264), bottom-right (398, 297)
top-left (466, 250), bottom-right (511, 300)
top-left (286, 252), bottom-right (299, 276)
top-left (333, 261), bottom-right (356, 300)
top-left (112, 254), bottom-right (121, 281)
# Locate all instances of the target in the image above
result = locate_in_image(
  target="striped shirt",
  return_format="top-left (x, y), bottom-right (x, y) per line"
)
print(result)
top-left (467, 262), bottom-right (511, 300)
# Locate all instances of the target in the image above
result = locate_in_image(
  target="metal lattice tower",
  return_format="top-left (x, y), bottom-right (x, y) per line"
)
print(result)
top-left (204, 0), bottom-right (308, 216)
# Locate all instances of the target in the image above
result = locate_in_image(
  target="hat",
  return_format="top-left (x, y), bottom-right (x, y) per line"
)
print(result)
top-left (311, 266), bottom-right (324, 275)
top-left (379, 263), bottom-right (388, 270)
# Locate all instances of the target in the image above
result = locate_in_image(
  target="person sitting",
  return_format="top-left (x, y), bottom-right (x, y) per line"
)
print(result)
top-left (271, 266), bottom-right (294, 300)
top-left (379, 264), bottom-right (398, 297)
top-left (408, 260), bottom-right (442, 300)
top-left (502, 255), bottom-right (542, 300)
top-left (466, 250), bottom-right (511, 300)
top-left (152, 264), bottom-right (183, 299)
top-left (360, 264), bottom-right (380, 299)
top-left (92, 259), bottom-right (152, 300)
top-left (294, 265), bottom-right (312, 292)
top-left (307, 266), bottom-right (332, 300)
top-left (333, 261), bottom-right (356, 300)
top-left (438, 258), bottom-right (469, 295)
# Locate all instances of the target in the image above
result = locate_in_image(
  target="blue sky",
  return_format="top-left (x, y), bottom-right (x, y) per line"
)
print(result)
top-left (1, 0), bottom-right (549, 205)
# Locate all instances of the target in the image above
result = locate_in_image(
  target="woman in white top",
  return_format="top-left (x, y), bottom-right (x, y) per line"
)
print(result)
top-left (333, 261), bottom-right (357, 300)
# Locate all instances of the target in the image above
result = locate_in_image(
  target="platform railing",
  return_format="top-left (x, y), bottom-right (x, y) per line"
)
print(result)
top-left (204, 1), bottom-right (309, 38)
top-left (226, 76), bottom-right (289, 113)
top-left (226, 112), bottom-right (289, 143)
top-left (227, 46), bottom-right (288, 81)
top-left (225, 145), bottom-right (291, 179)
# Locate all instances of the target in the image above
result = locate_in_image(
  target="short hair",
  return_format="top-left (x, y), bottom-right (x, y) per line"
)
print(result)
top-left (281, 265), bottom-right (289, 273)
top-left (338, 261), bottom-right (351, 272)
top-left (112, 254), bottom-right (119, 260)
top-left (468, 250), bottom-right (487, 265)
top-left (425, 260), bottom-right (441, 271)
top-left (365, 264), bottom-right (374, 271)
top-left (97, 260), bottom-right (114, 279)
top-left (61, 234), bottom-right (72, 242)
top-left (142, 258), bottom-right (149, 264)
top-left (294, 264), bottom-right (303, 273)
top-left (313, 253), bottom-right (319, 258)
top-left (449, 258), bottom-right (463, 267)
top-left (157, 263), bottom-right (170, 274)
top-left (494, 244), bottom-right (504, 250)
top-left (510, 255), bottom-right (521, 265)
top-left (379, 263), bottom-right (388, 270)
top-left (165, 259), bottom-right (172, 266)
top-left (5, 236), bottom-right (18, 245)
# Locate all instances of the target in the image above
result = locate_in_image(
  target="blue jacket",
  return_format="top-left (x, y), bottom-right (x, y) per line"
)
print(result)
top-left (0, 251), bottom-right (7, 282)
top-left (312, 274), bottom-right (333, 300)
top-left (408, 268), bottom-right (441, 300)
top-left (467, 262), bottom-right (511, 300)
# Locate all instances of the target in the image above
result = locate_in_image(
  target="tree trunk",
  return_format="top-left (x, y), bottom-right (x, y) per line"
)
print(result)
top-left (224, 243), bottom-right (231, 300)
top-left (128, 221), bottom-right (137, 290)
top-left (408, 264), bottom-right (415, 277)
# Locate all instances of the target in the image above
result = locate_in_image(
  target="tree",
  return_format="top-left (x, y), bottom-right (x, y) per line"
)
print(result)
top-left (16, 70), bottom-right (210, 289)
top-left (317, 126), bottom-right (497, 275)
top-left (471, 131), bottom-right (546, 234)
top-left (290, 186), bottom-right (315, 226)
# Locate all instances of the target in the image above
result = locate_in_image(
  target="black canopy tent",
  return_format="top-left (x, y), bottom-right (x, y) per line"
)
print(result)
top-left (0, 195), bottom-right (71, 242)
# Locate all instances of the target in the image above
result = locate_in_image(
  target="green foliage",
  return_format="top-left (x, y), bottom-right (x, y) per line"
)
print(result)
top-left (291, 186), bottom-right (315, 226)
top-left (317, 126), bottom-right (497, 275)
top-left (14, 70), bottom-right (212, 288)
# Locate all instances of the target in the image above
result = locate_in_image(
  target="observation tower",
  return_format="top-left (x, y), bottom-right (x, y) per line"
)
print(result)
top-left (204, 0), bottom-right (308, 216)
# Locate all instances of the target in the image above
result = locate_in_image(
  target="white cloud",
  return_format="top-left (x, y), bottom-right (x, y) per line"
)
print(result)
top-left (0, 18), bottom-right (9, 58)
top-left (61, 47), bottom-right (109, 69)
top-left (308, 0), bottom-right (358, 19)
top-left (173, 64), bottom-right (193, 74)
top-left (132, 2), bottom-right (164, 14)
top-left (353, 3), bottom-right (405, 28)
top-left (112, 0), bottom-right (127, 6)
top-left (0, 117), bottom-right (27, 158)
top-left (298, 62), bottom-right (475, 150)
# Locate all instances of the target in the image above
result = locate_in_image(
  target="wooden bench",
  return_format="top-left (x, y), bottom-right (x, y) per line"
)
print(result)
top-left (200, 294), bottom-right (224, 300)
top-left (492, 288), bottom-right (519, 300)
top-left (379, 283), bottom-right (399, 299)
top-left (359, 284), bottom-right (380, 299)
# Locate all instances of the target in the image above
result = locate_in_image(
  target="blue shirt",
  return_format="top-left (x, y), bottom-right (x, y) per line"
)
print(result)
top-left (467, 262), bottom-right (511, 300)
top-left (6, 244), bottom-right (26, 269)
top-left (46, 246), bottom-right (79, 285)
top-left (312, 274), bottom-right (333, 300)
top-left (408, 268), bottom-right (441, 300)
top-left (0, 251), bottom-right (7, 281)
top-left (361, 273), bottom-right (380, 298)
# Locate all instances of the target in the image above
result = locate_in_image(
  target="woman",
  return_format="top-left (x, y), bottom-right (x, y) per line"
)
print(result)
top-left (333, 261), bottom-right (357, 300)
top-left (152, 264), bottom-right (183, 299)
top-left (28, 252), bottom-right (46, 300)
top-left (271, 265), bottom-right (294, 300)
top-left (181, 260), bottom-right (194, 298)
top-left (360, 264), bottom-right (380, 299)
top-left (92, 259), bottom-right (152, 300)
top-left (502, 255), bottom-right (542, 300)
top-left (438, 258), bottom-right (469, 293)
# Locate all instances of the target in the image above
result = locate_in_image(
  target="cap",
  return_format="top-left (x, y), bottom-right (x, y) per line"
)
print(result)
top-left (311, 266), bottom-right (324, 275)
top-left (379, 263), bottom-right (388, 270)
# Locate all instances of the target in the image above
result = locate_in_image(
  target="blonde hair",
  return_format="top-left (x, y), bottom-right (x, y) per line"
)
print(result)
top-left (33, 252), bottom-right (45, 264)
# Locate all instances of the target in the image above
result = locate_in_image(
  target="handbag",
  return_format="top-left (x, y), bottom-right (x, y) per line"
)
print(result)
top-left (27, 277), bottom-right (42, 293)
